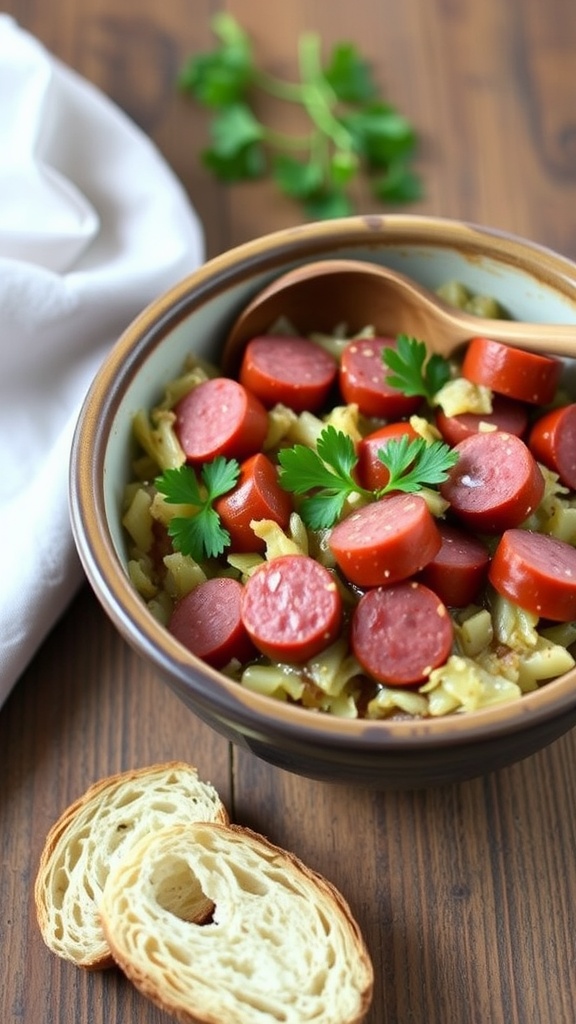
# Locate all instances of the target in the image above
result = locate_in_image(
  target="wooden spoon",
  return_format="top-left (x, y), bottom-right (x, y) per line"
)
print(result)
top-left (221, 258), bottom-right (576, 374)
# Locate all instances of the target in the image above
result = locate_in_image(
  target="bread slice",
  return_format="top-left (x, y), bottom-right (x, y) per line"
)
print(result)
top-left (100, 821), bottom-right (374, 1024)
top-left (34, 762), bottom-right (228, 969)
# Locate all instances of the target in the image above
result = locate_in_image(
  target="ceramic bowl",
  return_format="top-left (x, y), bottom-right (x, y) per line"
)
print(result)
top-left (69, 214), bottom-right (576, 788)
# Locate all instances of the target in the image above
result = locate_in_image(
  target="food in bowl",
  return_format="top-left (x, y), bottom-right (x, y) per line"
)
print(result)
top-left (69, 215), bottom-right (576, 787)
top-left (121, 274), bottom-right (576, 723)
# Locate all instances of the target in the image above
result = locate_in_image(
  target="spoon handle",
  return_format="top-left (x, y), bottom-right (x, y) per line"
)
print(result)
top-left (431, 302), bottom-right (576, 359)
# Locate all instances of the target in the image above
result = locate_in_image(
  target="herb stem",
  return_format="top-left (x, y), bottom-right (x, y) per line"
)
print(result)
top-left (253, 68), bottom-right (306, 103)
top-left (180, 14), bottom-right (422, 218)
top-left (297, 33), bottom-right (355, 153)
top-left (260, 125), bottom-right (316, 151)
top-left (254, 35), bottom-right (353, 158)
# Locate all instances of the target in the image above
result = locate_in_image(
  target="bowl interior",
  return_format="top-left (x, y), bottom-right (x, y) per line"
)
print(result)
top-left (72, 215), bottom-right (576, 753)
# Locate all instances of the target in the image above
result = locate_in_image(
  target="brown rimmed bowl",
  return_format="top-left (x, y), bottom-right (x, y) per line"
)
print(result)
top-left (69, 214), bottom-right (576, 788)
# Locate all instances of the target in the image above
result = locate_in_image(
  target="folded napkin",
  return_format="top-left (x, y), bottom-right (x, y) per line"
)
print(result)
top-left (0, 16), bottom-right (205, 706)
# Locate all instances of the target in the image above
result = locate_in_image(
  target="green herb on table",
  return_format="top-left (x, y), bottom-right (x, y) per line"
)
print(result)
top-left (278, 424), bottom-right (458, 529)
top-left (178, 13), bottom-right (422, 219)
top-left (383, 334), bottom-right (452, 402)
top-left (155, 457), bottom-right (240, 561)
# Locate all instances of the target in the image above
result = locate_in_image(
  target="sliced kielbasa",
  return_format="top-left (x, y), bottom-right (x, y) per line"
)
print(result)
top-left (175, 377), bottom-right (268, 464)
top-left (488, 528), bottom-right (576, 621)
top-left (439, 431), bottom-right (545, 533)
top-left (169, 577), bottom-right (255, 669)
top-left (528, 403), bottom-right (576, 490)
top-left (339, 337), bottom-right (422, 419)
top-left (356, 421), bottom-right (419, 491)
top-left (461, 336), bottom-right (561, 405)
top-left (240, 554), bottom-right (342, 663)
top-left (239, 336), bottom-right (338, 413)
top-left (418, 522), bottom-right (490, 607)
top-left (351, 581), bottom-right (453, 686)
top-left (215, 453), bottom-right (293, 553)
top-left (435, 394), bottom-right (529, 447)
top-left (328, 493), bottom-right (442, 588)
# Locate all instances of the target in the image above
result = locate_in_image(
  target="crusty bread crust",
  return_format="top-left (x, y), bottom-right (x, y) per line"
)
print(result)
top-left (34, 762), bottom-right (228, 969)
top-left (100, 821), bottom-right (374, 1024)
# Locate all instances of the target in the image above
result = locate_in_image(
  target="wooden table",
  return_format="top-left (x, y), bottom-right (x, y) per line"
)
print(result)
top-left (2, 2), bottom-right (576, 1022)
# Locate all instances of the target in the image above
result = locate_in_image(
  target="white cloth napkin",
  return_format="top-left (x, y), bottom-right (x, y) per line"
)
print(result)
top-left (0, 16), bottom-right (205, 706)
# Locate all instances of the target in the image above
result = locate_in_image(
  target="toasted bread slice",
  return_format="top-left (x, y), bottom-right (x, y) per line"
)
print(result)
top-left (34, 762), bottom-right (228, 969)
top-left (100, 821), bottom-right (374, 1024)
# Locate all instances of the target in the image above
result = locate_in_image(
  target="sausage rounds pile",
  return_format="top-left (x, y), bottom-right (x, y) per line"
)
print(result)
top-left (125, 322), bottom-right (576, 718)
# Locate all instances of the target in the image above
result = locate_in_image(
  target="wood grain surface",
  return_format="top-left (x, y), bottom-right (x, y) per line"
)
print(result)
top-left (2, 2), bottom-right (576, 1022)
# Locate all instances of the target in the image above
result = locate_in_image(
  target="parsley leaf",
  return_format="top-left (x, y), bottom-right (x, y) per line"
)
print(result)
top-left (155, 457), bottom-right (240, 561)
top-left (208, 104), bottom-right (265, 156)
top-left (179, 15), bottom-right (423, 220)
top-left (303, 188), bottom-right (354, 220)
top-left (178, 13), bottom-right (253, 106)
top-left (273, 154), bottom-right (325, 199)
top-left (201, 104), bottom-right (267, 182)
top-left (383, 334), bottom-right (452, 402)
top-left (373, 162), bottom-right (423, 203)
top-left (278, 425), bottom-right (365, 529)
top-left (376, 434), bottom-right (458, 493)
top-left (323, 42), bottom-right (379, 104)
top-left (278, 424), bottom-right (458, 529)
top-left (342, 104), bottom-right (417, 168)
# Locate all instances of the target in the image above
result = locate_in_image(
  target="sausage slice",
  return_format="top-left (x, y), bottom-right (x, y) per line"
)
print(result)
top-left (461, 336), bottom-right (561, 405)
top-left (169, 577), bottom-right (255, 669)
top-left (339, 337), bottom-right (422, 419)
top-left (435, 394), bottom-right (529, 447)
top-left (489, 528), bottom-right (576, 621)
top-left (241, 555), bottom-right (342, 663)
top-left (175, 377), bottom-right (268, 464)
top-left (418, 523), bottom-right (490, 607)
top-left (328, 493), bottom-right (442, 588)
top-left (351, 582), bottom-right (453, 686)
top-left (239, 336), bottom-right (337, 413)
top-left (528, 403), bottom-right (576, 490)
top-left (215, 453), bottom-right (293, 553)
top-left (439, 431), bottom-right (545, 533)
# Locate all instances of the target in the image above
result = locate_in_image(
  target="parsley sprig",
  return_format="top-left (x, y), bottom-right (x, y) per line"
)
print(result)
top-left (179, 14), bottom-right (422, 219)
top-left (155, 457), bottom-right (240, 561)
top-left (383, 334), bottom-right (452, 402)
top-left (278, 424), bottom-right (458, 530)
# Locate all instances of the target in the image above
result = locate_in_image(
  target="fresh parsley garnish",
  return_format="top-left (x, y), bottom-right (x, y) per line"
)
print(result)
top-left (375, 432), bottom-right (458, 492)
top-left (278, 426), bottom-right (360, 530)
top-left (155, 458), bottom-right (240, 561)
top-left (178, 14), bottom-right (422, 219)
top-left (383, 334), bottom-right (452, 402)
top-left (278, 424), bottom-right (458, 529)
